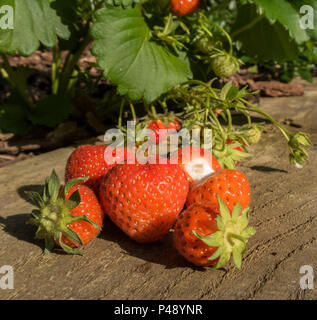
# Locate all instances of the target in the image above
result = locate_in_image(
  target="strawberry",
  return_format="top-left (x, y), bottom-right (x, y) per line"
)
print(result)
top-left (99, 163), bottom-right (189, 243)
top-left (211, 53), bottom-right (240, 78)
top-left (170, 0), bottom-right (200, 16)
top-left (25, 170), bottom-right (103, 254)
top-left (240, 124), bottom-right (262, 145)
top-left (173, 197), bottom-right (256, 268)
top-left (170, 146), bottom-right (221, 185)
top-left (186, 169), bottom-right (251, 211)
top-left (148, 120), bottom-right (168, 144)
top-left (195, 36), bottom-right (216, 55)
top-left (168, 119), bottom-right (182, 131)
top-left (148, 117), bottom-right (181, 144)
top-left (65, 145), bottom-right (134, 194)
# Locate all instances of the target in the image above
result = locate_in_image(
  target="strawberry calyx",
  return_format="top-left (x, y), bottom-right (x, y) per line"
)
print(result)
top-left (213, 140), bottom-right (251, 169)
top-left (25, 170), bottom-right (100, 255)
top-left (193, 196), bottom-right (256, 270)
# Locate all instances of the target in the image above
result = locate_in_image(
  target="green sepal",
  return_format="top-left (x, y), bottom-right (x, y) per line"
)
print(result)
top-left (69, 215), bottom-right (101, 230)
top-left (193, 196), bottom-right (256, 270)
top-left (65, 190), bottom-right (82, 210)
top-left (57, 233), bottom-right (82, 256)
top-left (47, 170), bottom-right (60, 202)
top-left (63, 177), bottom-right (89, 199)
top-left (213, 142), bottom-right (252, 169)
top-left (24, 191), bottom-right (44, 208)
top-left (232, 203), bottom-right (242, 221)
top-left (62, 227), bottom-right (83, 246)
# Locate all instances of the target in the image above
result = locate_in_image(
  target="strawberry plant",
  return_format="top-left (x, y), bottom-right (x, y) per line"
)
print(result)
top-left (0, 0), bottom-right (314, 167)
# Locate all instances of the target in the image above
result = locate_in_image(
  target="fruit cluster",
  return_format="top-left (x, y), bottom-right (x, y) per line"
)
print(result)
top-left (27, 141), bottom-right (256, 270)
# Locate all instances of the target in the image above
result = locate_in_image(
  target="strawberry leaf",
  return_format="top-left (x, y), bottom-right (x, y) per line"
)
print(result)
top-left (105, 0), bottom-right (148, 7)
top-left (0, 0), bottom-right (71, 56)
top-left (243, 0), bottom-right (309, 44)
top-left (233, 3), bottom-right (300, 63)
top-left (91, 5), bottom-right (192, 102)
top-left (292, 0), bottom-right (317, 41)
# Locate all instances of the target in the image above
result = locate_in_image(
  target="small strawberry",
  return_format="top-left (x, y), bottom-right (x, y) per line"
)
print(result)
top-left (170, 146), bottom-right (221, 185)
top-left (240, 124), bottom-right (262, 145)
top-left (186, 169), bottom-right (251, 211)
top-left (65, 145), bottom-right (134, 194)
top-left (147, 116), bottom-right (181, 144)
top-left (195, 35), bottom-right (216, 55)
top-left (168, 119), bottom-right (182, 131)
top-left (170, 0), bottom-right (200, 16)
top-left (173, 197), bottom-right (256, 268)
top-left (99, 163), bottom-right (189, 243)
top-left (148, 120), bottom-right (168, 144)
top-left (211, 53), bottom-right (240, 78)
top-left (25, 170), bottom-right (103, 254)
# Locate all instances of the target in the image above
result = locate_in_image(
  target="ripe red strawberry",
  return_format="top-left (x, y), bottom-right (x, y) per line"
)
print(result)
top-left (148, 120), bottom-right (168, 144)
top-left (168, 119), bottom-right (181, 131)
top-left (99, 163), bottom-right (189, 243)
top-left (170, 0), bottom-right (200, 16)
top-left (173, 197), bottom-right (256, 268)
top-left (26, 170), bottom-right (104, 254)
top-left (186, 169), bottom-right (251, 211)
top-left (65, 145), bottom-right (134, 194)
top-left (170, 146), bottom-right (221, 185)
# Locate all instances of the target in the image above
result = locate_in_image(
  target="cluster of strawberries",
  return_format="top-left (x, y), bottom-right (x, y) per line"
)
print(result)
top-left (27, 141), bottom-right (256, 270)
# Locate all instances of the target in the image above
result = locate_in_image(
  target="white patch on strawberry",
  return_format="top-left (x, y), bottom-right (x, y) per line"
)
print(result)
top-left (184, 157), bottom-right (215, 182)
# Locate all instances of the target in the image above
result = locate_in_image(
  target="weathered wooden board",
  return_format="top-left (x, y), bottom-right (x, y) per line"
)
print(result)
top-left (0, 81), bottom-right (317, 300)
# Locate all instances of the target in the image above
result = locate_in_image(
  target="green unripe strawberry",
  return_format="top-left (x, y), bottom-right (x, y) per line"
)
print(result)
top-left (211, 54), bottom-right (240, 78)
top-left (242, 125), bottom-right (262, 145)
top-left (195, 36), bottom-right (216, 55)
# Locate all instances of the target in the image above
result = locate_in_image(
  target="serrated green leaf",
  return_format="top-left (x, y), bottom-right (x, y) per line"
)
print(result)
top-left (0, 0), bottom-right (71, 56)
top-left (293, 0), bottom-right (317, 41)
top-left (91, 6), bottom-right (192, 102)
top-left (233, 3), bottom-right (299, 63)
top-left (105, 0), bottom-right (148, 7)
top-left (245, 0), bottom-right (309, 43)
top-left (29, 95), bottom-right (71, 128)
